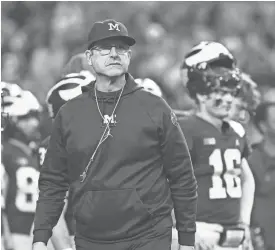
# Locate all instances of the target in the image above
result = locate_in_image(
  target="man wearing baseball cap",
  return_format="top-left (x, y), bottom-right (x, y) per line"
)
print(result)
top-left (33, 19), bottom-right (197, 250)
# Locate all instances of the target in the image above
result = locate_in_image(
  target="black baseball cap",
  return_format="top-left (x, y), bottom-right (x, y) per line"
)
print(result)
top-left (87, 19), bottom-right (136, 49)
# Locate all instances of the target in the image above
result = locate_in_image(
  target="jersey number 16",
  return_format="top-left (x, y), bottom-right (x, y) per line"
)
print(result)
top-left (209, 148), bottom-right (242, 199)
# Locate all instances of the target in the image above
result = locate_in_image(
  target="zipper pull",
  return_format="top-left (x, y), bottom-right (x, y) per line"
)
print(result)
top-left (80, 171), bottom-right (87, 182)
top-left (80, 157), bottom-right (94, 183)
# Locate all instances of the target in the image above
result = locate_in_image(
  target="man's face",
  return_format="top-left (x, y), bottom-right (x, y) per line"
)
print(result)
top-left (203, 88), bottom-right (236, 120)
top-left (86, 38), bottom-right (131, 78)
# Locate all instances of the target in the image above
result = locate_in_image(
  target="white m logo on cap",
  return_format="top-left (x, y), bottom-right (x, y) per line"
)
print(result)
top-left (108, 23), bottom-right (120, 31)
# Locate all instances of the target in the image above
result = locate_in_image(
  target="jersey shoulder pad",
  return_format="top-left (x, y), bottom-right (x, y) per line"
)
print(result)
top-left (229, 120), bottom-right (246, 138)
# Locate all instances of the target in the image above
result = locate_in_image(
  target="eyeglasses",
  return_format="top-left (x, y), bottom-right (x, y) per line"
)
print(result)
top-left (91, 45), bottom-right (130, 56)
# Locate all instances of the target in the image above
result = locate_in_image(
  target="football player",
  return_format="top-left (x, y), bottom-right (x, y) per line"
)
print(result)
top-left (1, 82), bottom-right (24, 250)
top-left (176, 42), bottom-right (255, 250)
top-left (1, 82), bottom-right (41, 250)
top-left (37, 72), bottom-right (90, 250)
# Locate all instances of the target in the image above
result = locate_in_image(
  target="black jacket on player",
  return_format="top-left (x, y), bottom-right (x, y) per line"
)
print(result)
top-left (33, 73), bottom-right (197, 246)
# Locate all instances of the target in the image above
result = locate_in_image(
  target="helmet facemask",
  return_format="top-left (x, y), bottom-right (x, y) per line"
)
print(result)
top-left (186, 65), bottom-right (242, 99)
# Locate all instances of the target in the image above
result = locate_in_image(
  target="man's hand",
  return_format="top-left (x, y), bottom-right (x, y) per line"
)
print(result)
top-left (195, 232), bottom-right (216, 250)
top-left (179, 245), bottom-right (195, 250)
top-left (32, 242), bottom-right (47, 250)
top-left (171, 209), bottom-right (176, 227)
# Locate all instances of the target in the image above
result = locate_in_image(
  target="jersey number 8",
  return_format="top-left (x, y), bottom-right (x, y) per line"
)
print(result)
top-left (16, 166), bottom-right (39, 213)
top-left (209, 148), bottom-right (242, 199)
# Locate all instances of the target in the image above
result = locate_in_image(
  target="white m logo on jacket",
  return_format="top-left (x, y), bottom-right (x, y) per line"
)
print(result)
top-left (103, 114), bottom-right (117, 125)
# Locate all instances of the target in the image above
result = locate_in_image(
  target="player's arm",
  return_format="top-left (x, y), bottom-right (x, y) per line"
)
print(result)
top-left (160, 104), bottom-right (198, 247)
top-left (2, 212), bottom-right (14, 250)
top-left (240, 157), bottom-right (255, 225)
top-left (239, 157), bottom-right (255, 250)
top-left (33, 111), bottom-right (69, 249)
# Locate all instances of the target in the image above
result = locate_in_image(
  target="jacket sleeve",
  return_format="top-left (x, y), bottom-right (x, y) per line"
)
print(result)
top-left (33, 111), bottom-right (69, 244)
top-left (160, 104), bottom-right (198, 246)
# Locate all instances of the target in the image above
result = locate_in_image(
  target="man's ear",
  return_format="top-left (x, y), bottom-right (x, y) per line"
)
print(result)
top-left (85, 50), bottom-right (93, 66)
top-left (127, 49), bottom-right (132, 60)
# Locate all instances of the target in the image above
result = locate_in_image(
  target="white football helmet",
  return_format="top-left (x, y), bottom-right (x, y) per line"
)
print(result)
top-left (2, 90), bottom-right (41, 117)
top-left (183, 41), bottom-right (236, 70)
top-left (46, 73), bottom-right (87, 118)
top-left (1, 81), bottom-right (23, 98)
top-left (181, 42), bottom-right (241, 99)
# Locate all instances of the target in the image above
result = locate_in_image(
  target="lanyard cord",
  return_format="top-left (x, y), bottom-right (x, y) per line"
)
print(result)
top-left (80, 83), bottom-right (125, 182)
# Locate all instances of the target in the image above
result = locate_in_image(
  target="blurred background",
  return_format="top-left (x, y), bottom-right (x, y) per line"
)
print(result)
top-left (1, 1), bottom-right (275, 137)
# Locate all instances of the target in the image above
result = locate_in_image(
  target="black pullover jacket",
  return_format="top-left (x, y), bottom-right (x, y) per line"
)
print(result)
top-left (33, 73), bottom-right (197, 245)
